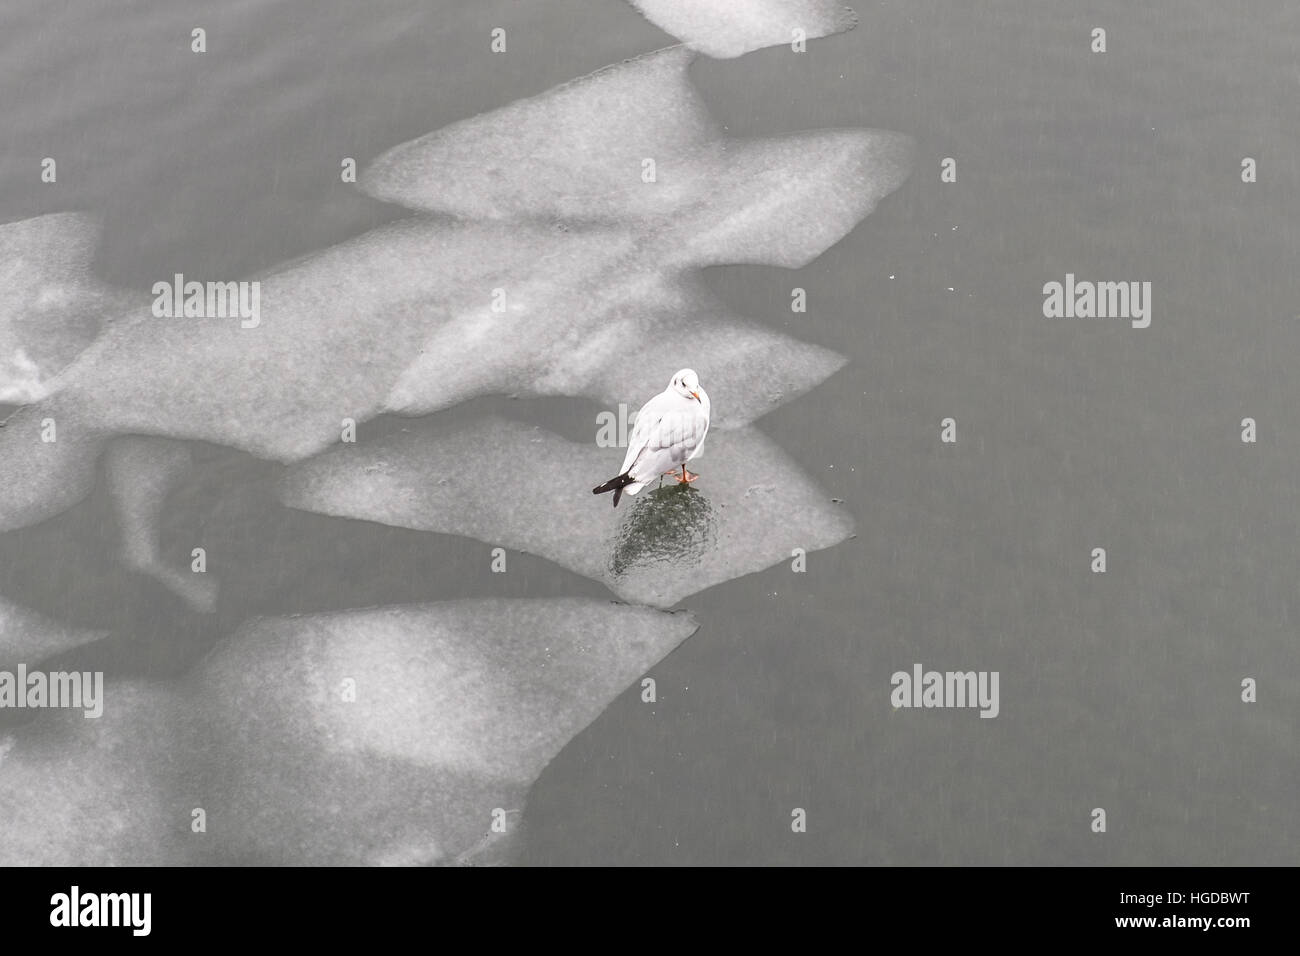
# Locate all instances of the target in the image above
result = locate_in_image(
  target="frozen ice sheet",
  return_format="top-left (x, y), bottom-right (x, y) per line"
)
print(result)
top-left (0, 598), bottom-right (697, 865)
top-left (0, 46), bottom-right (906, 559)
top-left (279, 416), bottom-right (856, 607)
top-left (0, 213), bottom-right (135, 403)
top-left (626, 0), bottom-right (859, 58)
top-left (362, 47), bottom-right (910, 244)
top-left (0, 594), bottom-right (107, 671)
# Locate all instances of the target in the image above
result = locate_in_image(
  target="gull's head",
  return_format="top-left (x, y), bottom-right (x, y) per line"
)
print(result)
top-left (670, 368), bottom-right (704, 403)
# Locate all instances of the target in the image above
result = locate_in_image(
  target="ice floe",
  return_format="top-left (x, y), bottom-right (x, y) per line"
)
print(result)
top-left (0, 598), bottom-right (695, 865)
top-left (0, 594), bottom-right (106, 671)
top-left (0, 213), bottom-right (135, 403)
top-left (0, 46), bottom-right (906, 608)
top-left (625, 0), bottom-right (859, 58)
top-left (279, 416), bottom-right (855, 607)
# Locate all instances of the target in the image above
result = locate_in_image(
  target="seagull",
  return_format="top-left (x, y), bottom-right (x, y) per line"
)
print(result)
top-left (593, 368), bottom-right (711, 507)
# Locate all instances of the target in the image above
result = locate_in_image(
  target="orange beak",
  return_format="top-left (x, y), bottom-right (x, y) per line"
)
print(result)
top-left (690, 390), bottom-right (700, 402)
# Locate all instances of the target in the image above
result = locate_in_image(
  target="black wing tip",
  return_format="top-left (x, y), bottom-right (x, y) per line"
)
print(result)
top-left (593, 472), bottom-right (636, 506)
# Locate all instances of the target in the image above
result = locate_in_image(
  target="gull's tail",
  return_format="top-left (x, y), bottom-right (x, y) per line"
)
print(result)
top-left (593, 471), bottom-right (637, 508)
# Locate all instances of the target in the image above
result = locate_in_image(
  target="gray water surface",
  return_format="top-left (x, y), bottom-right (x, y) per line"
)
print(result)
top-left (0, 0), bottom-right (1296, 864)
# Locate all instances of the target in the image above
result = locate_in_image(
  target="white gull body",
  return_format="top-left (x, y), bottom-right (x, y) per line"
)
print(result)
top-left (594, 369), bottom-right (711, 506)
